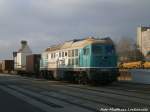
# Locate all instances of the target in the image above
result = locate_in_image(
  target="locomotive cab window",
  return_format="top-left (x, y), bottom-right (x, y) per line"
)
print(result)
top-left (105, 45), bottom-right (115, 54)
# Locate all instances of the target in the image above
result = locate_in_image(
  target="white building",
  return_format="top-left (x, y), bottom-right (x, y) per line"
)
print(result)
top-left (137, 26), bottom-right (150, 56)
top-left (13, 41), bottom-right (32, 71)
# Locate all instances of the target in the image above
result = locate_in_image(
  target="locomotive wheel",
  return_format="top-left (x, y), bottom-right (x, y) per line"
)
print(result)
top-left (78, 72), bottom-right (88, 85)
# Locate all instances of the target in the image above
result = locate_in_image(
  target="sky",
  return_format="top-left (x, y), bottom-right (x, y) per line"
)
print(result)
top-left (0, 0), bottom-right (150, 59)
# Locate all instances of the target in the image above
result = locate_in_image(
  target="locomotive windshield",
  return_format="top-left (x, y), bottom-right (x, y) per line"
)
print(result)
top-left (92, 44), bottom-right (115, 55)
top-left (92, 44), bottom-right (103, 55)
top-left (105, 45), bottom-right (115, 55)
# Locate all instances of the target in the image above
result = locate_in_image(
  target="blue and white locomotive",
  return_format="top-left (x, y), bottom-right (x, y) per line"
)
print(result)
top-left (40, 37), bottom-right (119, 84)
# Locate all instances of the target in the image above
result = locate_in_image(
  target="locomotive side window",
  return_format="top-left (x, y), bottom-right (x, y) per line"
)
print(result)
top-left (48, 53), bottom-right (51, 59)
top-left (65, 52), bottom-right (67, 56)
top-left (68, 50), bottom-right (71, 57)
top-left (72, 50), bottom-right (75, 57)
top-left (51, 53), bottom-right (53, 59)
top-left (75, 49), bottom-right (78, 56)
top-left (54, 53), bottom-right (56, 58)
top-left (68, 59), bottom-right (71, 65)
top-left (46, 54), bottom-right (48, 59)
top-left (75, 58), bottom-right (79, 65)
top-left (83, 48), bottom-right (89, 55)
top-left (72, 58), bottom-right (74, 65)
top-left (59, 52), bottom-right (61, 57)
top-left (62, 52), bottom-right (64, 57)
top-left (68, 49), bottom-right (78, 57)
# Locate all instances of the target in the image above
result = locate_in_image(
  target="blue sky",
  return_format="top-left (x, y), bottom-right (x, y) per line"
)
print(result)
top-left (0, 0), bottom-right (150, 59)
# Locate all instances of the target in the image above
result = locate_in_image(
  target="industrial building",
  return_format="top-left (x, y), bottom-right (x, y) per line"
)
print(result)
top-left (137, 26), bottom-right (150, 56)
top-left (13, 40), bottom-right (32, 72)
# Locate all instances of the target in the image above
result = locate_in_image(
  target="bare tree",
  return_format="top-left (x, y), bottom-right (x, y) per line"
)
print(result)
top-left (130, 43), bottom-right (144, 61)
top-left (116, 37), bottom-right (133, 62)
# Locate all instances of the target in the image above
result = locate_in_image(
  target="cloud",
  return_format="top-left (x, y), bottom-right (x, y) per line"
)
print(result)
top-left (0, 0), bottom-right (150, 58)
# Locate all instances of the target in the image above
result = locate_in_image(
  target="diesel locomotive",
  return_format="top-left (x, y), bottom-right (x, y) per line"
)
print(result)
top-left (40, 37), bottom-right (119, 84)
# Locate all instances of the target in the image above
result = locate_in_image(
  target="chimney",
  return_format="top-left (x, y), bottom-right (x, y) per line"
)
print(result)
top-left (21, 40), bottom-right (27, 48)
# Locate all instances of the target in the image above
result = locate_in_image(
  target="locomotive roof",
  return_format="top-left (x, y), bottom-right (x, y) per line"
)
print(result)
top-left (45, 37), bottom-right (113, 52)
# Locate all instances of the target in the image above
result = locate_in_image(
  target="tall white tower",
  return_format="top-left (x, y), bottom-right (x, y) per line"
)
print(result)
top-left (137, 26), bottom-right (150, 56)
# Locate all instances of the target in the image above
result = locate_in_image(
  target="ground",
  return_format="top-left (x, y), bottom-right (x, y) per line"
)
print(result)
top-left (0, 73), bottom-right (149, 112)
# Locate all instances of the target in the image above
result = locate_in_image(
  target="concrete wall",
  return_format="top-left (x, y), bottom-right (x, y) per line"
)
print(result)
top-left (129, 69), bottom-right (150, 84)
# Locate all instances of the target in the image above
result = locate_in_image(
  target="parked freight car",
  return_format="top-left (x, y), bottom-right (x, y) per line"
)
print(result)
top-left (40, 37), bottom-right (119, 84)
top-left (26, 54), bottom-right (41, 77)
top-left (0, 60), bottom-right (14, 73)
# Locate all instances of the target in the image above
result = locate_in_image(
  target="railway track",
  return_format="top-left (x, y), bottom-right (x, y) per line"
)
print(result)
top-left (21, 84), bottom-right (120, 108)
top-left (0, 83), bottom-right (94, 112)
top-left (18, 82), bottom-right (150, 109)
top-left (66, 85), bottom-right (150, 100)
top-left (1, 74), bottom-right (150, 111)
top-left (106, 82), bottom-right (150, 94)
top-left (58, 85), bottom-right (150, 105)
top-left (5, 75), bottom-right (150, 104)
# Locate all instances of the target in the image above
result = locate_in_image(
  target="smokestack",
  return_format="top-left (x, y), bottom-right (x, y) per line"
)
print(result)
top-left (21, 40), bottom-right (27, 48)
